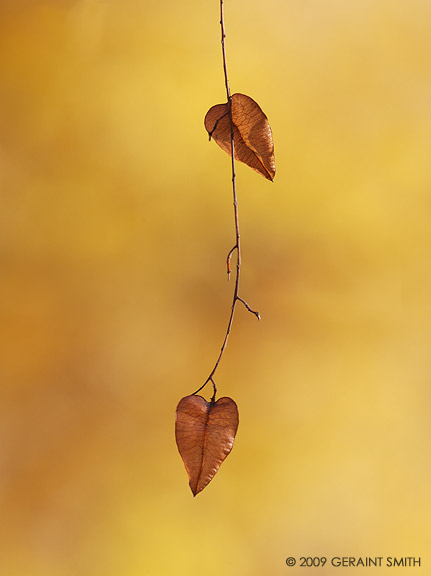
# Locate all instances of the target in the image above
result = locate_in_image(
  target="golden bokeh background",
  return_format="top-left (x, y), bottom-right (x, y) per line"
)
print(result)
top-left (1, 1), bottom-right (430, 574)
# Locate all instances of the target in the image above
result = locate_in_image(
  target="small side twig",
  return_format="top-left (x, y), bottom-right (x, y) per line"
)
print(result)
top-left (226, 245), bottom-right (237, 279)
top-left (237, 297), bottom-right (261, 320)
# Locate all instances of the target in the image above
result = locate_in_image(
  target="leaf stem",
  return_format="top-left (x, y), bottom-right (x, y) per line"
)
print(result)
top-left (192, 0), bottom-right (259, 400)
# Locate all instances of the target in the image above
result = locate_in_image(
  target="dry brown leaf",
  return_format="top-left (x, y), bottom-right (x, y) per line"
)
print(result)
top-left (204, 93), bottom-right (275, 181)
top-left (175, 395), bottom-right (239, 496)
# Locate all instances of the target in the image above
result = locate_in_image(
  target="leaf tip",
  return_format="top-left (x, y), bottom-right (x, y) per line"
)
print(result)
top-left (190, 483), bottom-right (202, 497)
top-left (266, 168), bottom-right (275, 182)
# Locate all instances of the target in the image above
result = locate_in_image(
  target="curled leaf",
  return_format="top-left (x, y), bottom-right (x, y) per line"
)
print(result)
top-left (175, 395), bottom-right (239, 496)
top-left (204, 93), bottom-right (275, 181)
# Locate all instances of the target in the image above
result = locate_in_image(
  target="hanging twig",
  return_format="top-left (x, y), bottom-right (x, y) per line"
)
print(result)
top-left (192, 0), bottom-right (260, 402)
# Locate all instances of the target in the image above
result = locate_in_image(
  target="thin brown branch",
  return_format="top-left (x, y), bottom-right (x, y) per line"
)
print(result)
top-left (193, 0), bottom-right (259, 399)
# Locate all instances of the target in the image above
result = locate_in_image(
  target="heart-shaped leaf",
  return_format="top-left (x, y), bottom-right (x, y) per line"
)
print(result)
top-left (204, 93), bottom-right (275, 181)
top-left (175, 395), bottom-right (239, 496)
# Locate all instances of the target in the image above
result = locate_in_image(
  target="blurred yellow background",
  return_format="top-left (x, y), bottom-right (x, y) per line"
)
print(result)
top-left (1, 1), bottom-right (430, 574)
